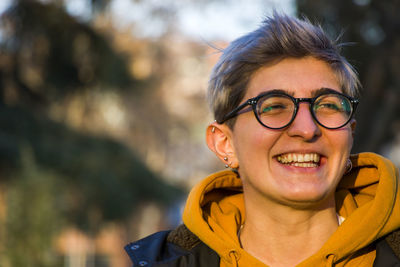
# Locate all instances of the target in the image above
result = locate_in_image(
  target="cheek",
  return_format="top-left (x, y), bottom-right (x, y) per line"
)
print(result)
top-left (348, 130), bottom-right (354, 149)
top-left (335, 128), bottom-right (354, 152)
top-left (326, 128), bottom-right (354, 174)
top-left (233, 127), bottom-right (280, 167)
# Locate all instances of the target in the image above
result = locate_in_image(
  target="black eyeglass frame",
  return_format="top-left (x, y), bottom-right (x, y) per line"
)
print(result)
top-left (217, 89), bottom-right (359, 130)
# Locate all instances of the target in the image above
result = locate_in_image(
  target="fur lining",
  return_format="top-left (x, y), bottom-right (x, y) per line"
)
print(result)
top-left (167, 224), bottom-right (201, 250)
top-left (386, 228), bottom-right (400, 259)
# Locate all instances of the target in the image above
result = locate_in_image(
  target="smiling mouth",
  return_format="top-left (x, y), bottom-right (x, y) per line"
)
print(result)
top-left (276, 153), bottom-right (321, 167)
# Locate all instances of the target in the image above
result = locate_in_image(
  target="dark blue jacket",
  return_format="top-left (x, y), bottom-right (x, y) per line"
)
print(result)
top-left (125, 225), bottom-right (400, 267)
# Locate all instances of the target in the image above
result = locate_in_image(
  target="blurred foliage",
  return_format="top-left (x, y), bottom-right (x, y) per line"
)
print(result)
top-left (0, 0), bottom-right (184, 265)
top-left (1, 147), bottom-right (65, 266)
top-left (0, 105), bottom-right (183, 225)
top-left (0, 0), bottom-right (133, 108)
top-left (296, 0), bottom-right (400, 153)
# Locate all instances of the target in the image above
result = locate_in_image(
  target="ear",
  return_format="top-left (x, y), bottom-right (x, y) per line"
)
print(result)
top-left (350, 119), bottom-right (357, 138)
top-left (206, 122), bottom-right (239, 168)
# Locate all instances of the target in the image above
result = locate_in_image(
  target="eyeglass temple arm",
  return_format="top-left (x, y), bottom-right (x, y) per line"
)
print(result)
top-left (217, 100), bottom-right (254, 124)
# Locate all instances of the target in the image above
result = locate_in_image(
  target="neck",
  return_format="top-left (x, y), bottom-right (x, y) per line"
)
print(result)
top-left (240, 191), bottom-right (338, 267)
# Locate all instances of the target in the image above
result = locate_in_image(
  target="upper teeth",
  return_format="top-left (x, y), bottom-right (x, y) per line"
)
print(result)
top-left (277, 153), bottom-right (320, 164)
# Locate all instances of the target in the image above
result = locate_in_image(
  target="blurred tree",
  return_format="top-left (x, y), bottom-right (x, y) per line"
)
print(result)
top-left (0, 0), bottom-right (133, 108)
top-left (1, 146), bottom-right (65, 267)
top-left (0, 0), bottom-right (184, 264)
top-left (0, 104), bottom-right (183, 226)
top-left (296, 0), bottom-right (400, 153)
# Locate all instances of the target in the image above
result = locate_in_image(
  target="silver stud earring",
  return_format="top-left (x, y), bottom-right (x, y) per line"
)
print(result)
top-left (224, 157), bottom-right (229, 168)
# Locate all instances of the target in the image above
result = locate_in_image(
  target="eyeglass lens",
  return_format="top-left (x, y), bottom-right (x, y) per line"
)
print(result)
top-left (256, 94), bottom-right (353, 129)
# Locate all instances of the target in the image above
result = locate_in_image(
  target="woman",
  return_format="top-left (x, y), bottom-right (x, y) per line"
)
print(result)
top-left (125, 13), bottom-right (400, 266)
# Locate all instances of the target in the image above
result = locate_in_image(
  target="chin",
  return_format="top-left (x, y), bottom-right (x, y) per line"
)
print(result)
top-left (278, 188), bottom-right (334, 209)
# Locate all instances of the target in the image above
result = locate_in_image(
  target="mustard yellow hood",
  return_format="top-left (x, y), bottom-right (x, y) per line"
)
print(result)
top-left (182, 152), bottom-right (400, 266)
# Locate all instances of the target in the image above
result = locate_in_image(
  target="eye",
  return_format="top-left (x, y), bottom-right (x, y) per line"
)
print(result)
top-left (257, 95), bottom-right (294, 116)
top-left (316, 102), bottom-right (341, 111)
top-left (314, 95), bottom-right (351, 115)
top-left (261, 104), bottom-right (287, 113)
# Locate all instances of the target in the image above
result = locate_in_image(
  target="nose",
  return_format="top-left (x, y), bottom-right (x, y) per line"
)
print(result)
top-left (286, 102), bottom-right (321, 140)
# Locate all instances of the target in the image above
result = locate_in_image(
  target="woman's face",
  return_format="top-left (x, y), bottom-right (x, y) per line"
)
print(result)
top-left (230, 57), bottom-right (355, 208)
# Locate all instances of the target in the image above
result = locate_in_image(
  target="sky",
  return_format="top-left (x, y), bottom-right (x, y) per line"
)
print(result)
top-left (0, 0), bottom-right (11, 16)
top-left (0, 0), bottom-right (295, 41)
top-left (108, 0), bottom-right (296, 41)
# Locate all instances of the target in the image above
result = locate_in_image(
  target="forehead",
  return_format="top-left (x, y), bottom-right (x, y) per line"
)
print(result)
top-left (245, 57), bottom-right (341, 98)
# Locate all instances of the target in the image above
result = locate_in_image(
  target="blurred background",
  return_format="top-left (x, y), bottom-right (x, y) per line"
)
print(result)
top-left (0, 0), bottom-right (399, 266)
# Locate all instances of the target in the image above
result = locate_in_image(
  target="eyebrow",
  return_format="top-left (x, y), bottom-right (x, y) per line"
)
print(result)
top-left (311, 88), bottom-right (340, 98)
top-left (255, 88), bottom-right (340, 98)
top-left (255, 89), bottom-right (293, 98)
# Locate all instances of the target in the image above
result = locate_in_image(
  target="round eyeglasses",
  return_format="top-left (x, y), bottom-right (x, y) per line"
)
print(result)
top-left (217, 89), bottom-right (359, 130)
